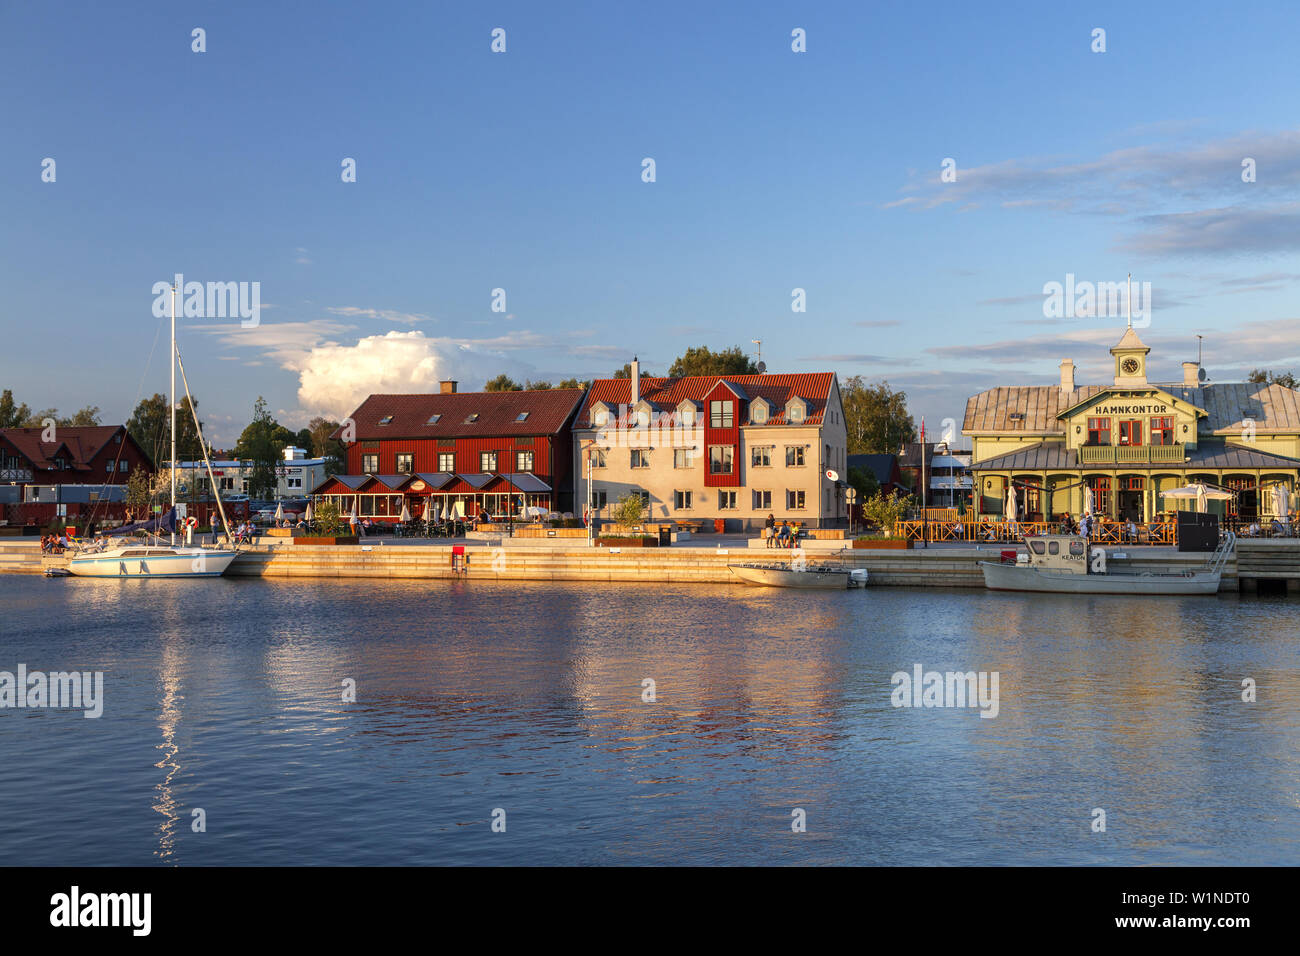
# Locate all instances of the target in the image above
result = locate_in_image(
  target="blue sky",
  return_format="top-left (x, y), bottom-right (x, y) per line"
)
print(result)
top-left (4, 0), bottom-right (1299, 446)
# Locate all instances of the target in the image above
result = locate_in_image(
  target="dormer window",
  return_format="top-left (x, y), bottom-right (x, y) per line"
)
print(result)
top-left (425, 414), bottom-right (441, 425)
top-left (786, 398), bottom-right (807, 424)
top-left (592, 405), bottom-right (610, 427)
top-left (465, 412), bottom-right (479, 424)
top-left (676, 401), bottom-right (697, 426)
top-left (515, 412), bottom-right (529, 422)
top-left (750, 399), bottom-right (770, 425)
top-left (378, 415), bottom-right (394, 426)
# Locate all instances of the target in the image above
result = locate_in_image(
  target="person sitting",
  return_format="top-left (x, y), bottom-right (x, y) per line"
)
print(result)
top-left (1270, 518), bottom-right (1285, 535)
top-left (1246, 521), bottom-right (1261, 537)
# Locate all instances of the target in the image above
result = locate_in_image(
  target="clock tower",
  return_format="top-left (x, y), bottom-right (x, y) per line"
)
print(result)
top-left (1110, 327), bottom-right (1150, 386)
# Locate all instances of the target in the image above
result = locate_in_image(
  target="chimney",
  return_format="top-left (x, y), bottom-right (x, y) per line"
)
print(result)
top-left (1182, 362), bottom-right (1200, 387)
top-left (440, 380), bottom-right (457, 394)
top-left (1059, 359), bottom-right (1075, 396)
top-left (630, 356), bottom-right (640, 407)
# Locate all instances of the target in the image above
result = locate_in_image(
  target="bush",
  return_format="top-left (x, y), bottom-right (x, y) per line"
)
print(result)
top-left (612, 492), bottom-right (646, 526)
top-left (313, 499), bottom-right (345, 536)
top-left (860, 491), bottom-right (912, 536)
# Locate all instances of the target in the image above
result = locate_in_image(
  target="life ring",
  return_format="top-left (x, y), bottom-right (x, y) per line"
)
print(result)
top-left (185, 516), bottom-right (199, 529)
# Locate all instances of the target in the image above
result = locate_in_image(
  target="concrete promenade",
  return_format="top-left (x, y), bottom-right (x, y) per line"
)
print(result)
top-left (2, 534), bottom-right (1277, 592)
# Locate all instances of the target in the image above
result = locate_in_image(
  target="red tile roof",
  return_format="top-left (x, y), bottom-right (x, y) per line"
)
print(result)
top-left (0, 425), bottom-right (128, 471)
top-left (339, 390), bottom-right (586, 440)
top-left (576, 373), bottom-right (836, 428)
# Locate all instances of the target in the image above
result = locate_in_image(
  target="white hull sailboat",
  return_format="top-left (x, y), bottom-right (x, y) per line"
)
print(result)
top-left (68, 283), bottom-right (239, 580)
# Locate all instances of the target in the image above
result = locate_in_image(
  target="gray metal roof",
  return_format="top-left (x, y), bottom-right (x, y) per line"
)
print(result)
top-left (972, 441), bottom-right (1300, 472)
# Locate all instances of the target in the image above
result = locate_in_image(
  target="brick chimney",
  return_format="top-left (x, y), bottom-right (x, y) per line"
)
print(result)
top-left (630, 356), bottom-right (640, 407)
top-left (1059, 359), bottom-right (1075, 396)
top-left (440, 380), bottom-right (457, 394)
top-left (1182, 362), bottom-right (1200, 387)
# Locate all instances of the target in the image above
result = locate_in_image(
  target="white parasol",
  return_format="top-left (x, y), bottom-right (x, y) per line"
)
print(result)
top-left (1083, 484), bottom-right (1094, 517)
top-left (274, 501), bottom-right (284, 523)
top-left (1005, 485), bottom-right (1018, 522)
top-left (304, 499), bottom-right (314, 522)
top-left (1273, 483), bottom-right (1289, 523)
top-left (1162, 483), bottom-right (1232, 513)
top-left (399, 501), bottom-right (412, 523)
top-left (349, 497), bottom-right (359, 525)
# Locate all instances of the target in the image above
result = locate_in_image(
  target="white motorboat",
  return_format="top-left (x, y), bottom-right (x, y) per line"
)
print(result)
top-left (980, 533), bottom-right (1232, 595)
top-left (729, 563), bottom-right (868, 589)
top-left (67, 283), bottom-right (240, 579)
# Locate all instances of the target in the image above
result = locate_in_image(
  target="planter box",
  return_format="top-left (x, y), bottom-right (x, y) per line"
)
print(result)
top-left (266, 528), bottom-right (300, 538)
top-left (515, 527), bottom-right (589, 538)
top-left (295, 536), bottom-right (360, 546)
top-left (853, 538), bottom-right (912, 549)
top-left (596, 537), bottom-right (660, 547)
top-left (807, 529), bottom-right (848, 540)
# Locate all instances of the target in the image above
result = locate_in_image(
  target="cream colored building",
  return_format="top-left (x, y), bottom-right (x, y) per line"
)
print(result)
top-left (573, 363), bottom-right (848, 530)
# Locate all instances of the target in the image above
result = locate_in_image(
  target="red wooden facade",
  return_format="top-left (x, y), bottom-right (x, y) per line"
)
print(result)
top-left (702, 380), bottom-right (744, 488)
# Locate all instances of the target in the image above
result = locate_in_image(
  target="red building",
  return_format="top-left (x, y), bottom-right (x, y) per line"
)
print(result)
top-left (0, 425), bottom-right (152, 528)
top-left (315, 382), bottom-right (585, 522)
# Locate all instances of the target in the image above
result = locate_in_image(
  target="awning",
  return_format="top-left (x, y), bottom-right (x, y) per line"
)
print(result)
top-left (455, 472), bottom-right (495, 490)
top-left (495, 472), bottom-right (551, 493)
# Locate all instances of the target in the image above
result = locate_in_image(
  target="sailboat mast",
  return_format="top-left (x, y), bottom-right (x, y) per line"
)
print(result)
top-left (170, 284), bottom-right (177, 544)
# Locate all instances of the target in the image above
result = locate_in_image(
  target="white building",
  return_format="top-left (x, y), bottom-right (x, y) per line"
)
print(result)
top-left (170, 446), bottom-right (329, 500)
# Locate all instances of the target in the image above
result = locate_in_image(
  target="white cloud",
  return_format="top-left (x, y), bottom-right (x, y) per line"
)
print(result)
top-left (289, 330), bottom-right (532, 418)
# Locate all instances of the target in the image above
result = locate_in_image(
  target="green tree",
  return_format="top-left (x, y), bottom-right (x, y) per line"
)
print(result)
top-left (1248, 369), bottom-right (1299, 390)
top-left (233, 397), bottom-right (285, 498)
top-left (0, 389), bottom-right (32, 428)
top-left (127, 393), bottom-right (204, 466)
top-left (524, 380), bottom-right (553, 390)
top-left (667, 345), bottom-right (759, 378)
top-left (847, 465), bottom-right (880, 503)
top-left (61, 406), bottom-right (102, 426)
top-left (860, 491), bottom-right (912, 537)
top-left (307, 416), bottom-right (346, 476)
top-left (613, 363), bottom-right (654, 379)
top-left (485, 374), bottom-right (522, 392)
top-left (556, 377), bottom-right (588, 390)
top-left (841, 376), bottom-right (917, 454)
top-left (612, 492), bottom-right (646, 525)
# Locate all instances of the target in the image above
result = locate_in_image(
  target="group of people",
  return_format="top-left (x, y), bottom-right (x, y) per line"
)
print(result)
top-left (764, 514), bottom-right (804, 548)
top-left (40, 533), bottom-right (67, 554)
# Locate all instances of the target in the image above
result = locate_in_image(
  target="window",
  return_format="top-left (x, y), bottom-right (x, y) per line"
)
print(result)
top-left (395, 453), bottom-right (414, 473)
top-left (1087, 417), bottom-right (1111, 445)
top-left (674, 490), bottom-right (692, 510)
top-left (1118, 420), bottom-right (1142, 446)
top-left (753, 489), bottom-right (771, 510)
top-left (785, 446), bottom-right (805, 467)
top-left (752, 446), bottom-right (772, 467)
top-left (751, 402), bottom-right (768, 424)
top-left (674, 448), bottom-right (695, 469)
top-left (426, 414), bottom-right (441, 425)
top-left (515, 412), bottom-right (529, 422)
top-left (677, 405), bottom-right (696, 426)
top-left (1087, 476), bottom-right (1112, 514)
top-left (119, 460), bottom-right (128, 471)
top-left (590, 448), bottom-right (607, 468)
top-left (710, 400), bottom-right (734, 428)
top-left (1150, 416), bottom-right (1174, 445)
top-left (592, 490), bottom-right (608, 509)
top-left (516, 451), bottom-right (534, 471)
top-left (718, 490), bottom-right (737, 509)
top-left (592, 407), bottom-right (609, 427)
top-left (786, 489), bottom-right (806, 509)
top-left (106, 462), bottom-right (113, 472)
top-left (709, 446), bottom-right (734, 474)
top-left (361, 454), bottom-right (379, 473)
top-left (286, 477), bottom-right (302, 489)
top-left (378, 415), bottom-right (393, 426)
top-left (465, 413), bottom-right (479, 424)
top-left (630, 449), bottom-right (650, 469)
top-left (480, 451), bottom-right (497, 471)
top-left (787, 401), bottom-right (805, 424)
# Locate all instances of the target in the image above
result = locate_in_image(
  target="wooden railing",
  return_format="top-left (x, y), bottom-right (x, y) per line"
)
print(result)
top-left (1078, 443), bottom-right (1185, 464)
top-left (893, 518), bottom-right (1178, 544)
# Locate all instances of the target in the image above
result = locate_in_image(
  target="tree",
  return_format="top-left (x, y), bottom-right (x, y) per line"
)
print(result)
top-left (524, 380), bottom-right (553, 390)
top-left (1248, 369), bottom-right (1299, 390)
top-left (556, 377), bottom-right (589, 390)
top-left (847, 465), bottom-right (880, 503)
top-left (307, 416), bottom-right (346, 476)
top-left (127, 393), bottom-right (204, 466)
top-left (667, 345), bottom-right (759, 378)
top-left (613, 363), bottom-right (654, 379)
top-left (841, 376), bottom-right (917, 455)
top-left (0, 390), bottom-right (32, 428)
top-left (62, 406), bottom-right (102, 426)
top-left (860, 490), bottom-right (912, 537)
top-left (612, 492), bottom-right (646, 525)
top-left (234, 397), bottom-right (285, 498)
top-left (485, 374), bottom-right (522, 392)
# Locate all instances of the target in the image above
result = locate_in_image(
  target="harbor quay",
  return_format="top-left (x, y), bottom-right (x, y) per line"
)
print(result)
top-left (14, 533), bottom-right (1300, 593)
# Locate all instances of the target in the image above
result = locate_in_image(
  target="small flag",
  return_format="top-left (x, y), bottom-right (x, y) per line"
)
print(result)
top-left (920, 416), bottom-right (925, 443)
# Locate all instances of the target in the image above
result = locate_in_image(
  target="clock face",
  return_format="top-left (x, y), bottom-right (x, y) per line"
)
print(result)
top-left (1121, 357), bottom-right (1140, 375)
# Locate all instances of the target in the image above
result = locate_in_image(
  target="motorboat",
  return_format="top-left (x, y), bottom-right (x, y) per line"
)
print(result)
top-left (729, 563), bottom-right (868, 589)
top-left (980, 532), bottom-right (1232, 595)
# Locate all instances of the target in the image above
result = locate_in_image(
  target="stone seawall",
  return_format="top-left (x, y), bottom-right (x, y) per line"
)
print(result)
top-left (0, 538), bottom-right (1246, 591)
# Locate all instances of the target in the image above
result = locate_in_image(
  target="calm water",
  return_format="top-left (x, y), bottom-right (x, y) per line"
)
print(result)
top-left (0, 575), bottom-right (1296, 866)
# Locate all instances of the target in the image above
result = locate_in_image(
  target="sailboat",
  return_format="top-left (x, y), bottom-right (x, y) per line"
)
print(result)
top-left (68, 285), bottom-right (238, 578)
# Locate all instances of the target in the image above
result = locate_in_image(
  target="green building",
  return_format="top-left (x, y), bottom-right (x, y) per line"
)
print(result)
top-left (962, 328), bottom-right (1300, 523)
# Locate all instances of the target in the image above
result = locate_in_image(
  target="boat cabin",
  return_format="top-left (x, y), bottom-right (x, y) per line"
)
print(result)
top-left (1023, 534), bottom-right (1088, 573)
